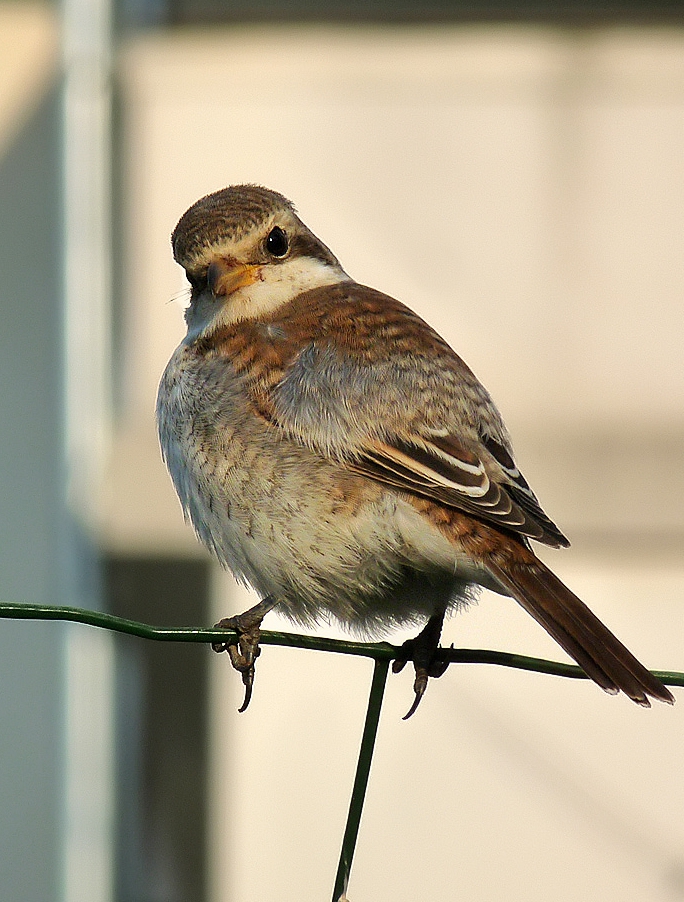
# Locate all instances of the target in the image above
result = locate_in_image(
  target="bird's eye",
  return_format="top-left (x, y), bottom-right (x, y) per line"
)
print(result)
top-left (265, 226), bottom-right (289, 258)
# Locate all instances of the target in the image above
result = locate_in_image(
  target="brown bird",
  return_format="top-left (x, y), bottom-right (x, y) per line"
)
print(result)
top-left (157, 184), bottom-right (674, 717)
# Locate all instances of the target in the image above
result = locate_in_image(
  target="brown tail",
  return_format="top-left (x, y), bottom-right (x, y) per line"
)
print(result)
top-left (487, 553), bottom-right (674, 707)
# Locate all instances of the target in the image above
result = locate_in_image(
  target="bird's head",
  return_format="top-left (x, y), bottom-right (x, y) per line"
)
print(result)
top-left (172, 185), bottom-right (349, 339)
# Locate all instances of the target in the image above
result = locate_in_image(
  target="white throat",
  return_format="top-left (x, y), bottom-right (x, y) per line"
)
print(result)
top-left (186, 256), bottom-right (351, 342)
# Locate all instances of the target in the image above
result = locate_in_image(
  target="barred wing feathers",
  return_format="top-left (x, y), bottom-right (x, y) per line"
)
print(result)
top-left (349, 433), bottom-right (569, 548)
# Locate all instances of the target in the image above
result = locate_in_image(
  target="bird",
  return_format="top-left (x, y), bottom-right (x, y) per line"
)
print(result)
top-left (157, 184), bottom-right (674, 717)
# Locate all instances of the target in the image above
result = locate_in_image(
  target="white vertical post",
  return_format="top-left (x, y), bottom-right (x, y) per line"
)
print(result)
top-left (61, 0), bottom-right (114, 897)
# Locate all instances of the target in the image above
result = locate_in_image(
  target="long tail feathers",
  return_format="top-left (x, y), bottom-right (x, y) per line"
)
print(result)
top-left (487, 556), bottom-right (674, 707)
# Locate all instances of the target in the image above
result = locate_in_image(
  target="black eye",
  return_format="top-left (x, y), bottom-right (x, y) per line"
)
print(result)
top-left (265, 226), bottom-right (289, 258)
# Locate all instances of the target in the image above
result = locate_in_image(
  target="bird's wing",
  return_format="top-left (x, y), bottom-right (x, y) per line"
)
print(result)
top-left (347, 433), bottom-right (569, 547)
top-left (218, 281), bottom-right (568, 547)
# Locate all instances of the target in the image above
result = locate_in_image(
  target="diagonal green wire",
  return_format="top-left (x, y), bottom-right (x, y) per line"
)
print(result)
top-left (332, 657), bottom-right (389, 902)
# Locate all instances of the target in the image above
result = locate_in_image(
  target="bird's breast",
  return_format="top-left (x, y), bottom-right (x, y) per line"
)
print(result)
top-left (155, 339), bottom-right (497, 632)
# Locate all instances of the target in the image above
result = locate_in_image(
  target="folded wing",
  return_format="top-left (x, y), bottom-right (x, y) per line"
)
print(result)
top-left (348, 432), bottom-right (569, 548)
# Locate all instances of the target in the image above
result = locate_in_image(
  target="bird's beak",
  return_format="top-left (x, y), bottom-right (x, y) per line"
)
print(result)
top-left (207, 258), bottom-right (260, 298)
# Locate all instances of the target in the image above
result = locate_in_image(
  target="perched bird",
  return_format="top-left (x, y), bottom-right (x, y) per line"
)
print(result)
top-left (157, 184), bottom-right (673, 717)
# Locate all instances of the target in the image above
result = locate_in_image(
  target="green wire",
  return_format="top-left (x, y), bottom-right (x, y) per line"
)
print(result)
top-left (332, 657), bottom-right (390, 902)
top-left (0, 601), bottom-right (681, 686)
top-left (0, 599), bottom-right (681, 900)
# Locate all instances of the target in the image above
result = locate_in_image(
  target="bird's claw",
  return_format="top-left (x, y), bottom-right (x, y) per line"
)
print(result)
top-left (212, 614), bottom-right (263, 713)
top-left (400, 653), bottom-right (451, 719)
top-left (235, 661), bottom-right (256, 714)
top-left (212, 596), bottom-right (277, 713)
top-left (392, 614), bottom-right (450, 719)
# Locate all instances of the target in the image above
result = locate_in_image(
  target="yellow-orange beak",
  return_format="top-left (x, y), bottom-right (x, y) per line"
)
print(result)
top-left (207, 258), bottom-right (260, 298)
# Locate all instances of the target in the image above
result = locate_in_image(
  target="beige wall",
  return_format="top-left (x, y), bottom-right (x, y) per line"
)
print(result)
top-left (110, 26), bottom-right (684, 902)
top-left (0, 2), bottom-right (57, 155)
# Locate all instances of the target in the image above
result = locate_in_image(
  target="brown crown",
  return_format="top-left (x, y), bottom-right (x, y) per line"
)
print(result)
top-left (172, 185), bottom-right (296, 268)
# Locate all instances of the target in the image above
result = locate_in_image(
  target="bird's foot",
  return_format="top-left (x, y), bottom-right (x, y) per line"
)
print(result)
top-left (212, 596), bottom-right (278, 712)
top-left (392, 612), bottom-right (449, 719)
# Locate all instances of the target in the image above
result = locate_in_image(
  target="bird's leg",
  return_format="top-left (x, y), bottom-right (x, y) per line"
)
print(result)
top-left (212, 595), bottom-right (278, 712)
top-left (392, 610), bottom-right (450, 719)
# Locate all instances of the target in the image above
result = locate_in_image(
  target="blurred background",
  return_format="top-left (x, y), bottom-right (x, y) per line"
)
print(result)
top-left (1, 2), bottom-right (684, 900)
